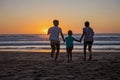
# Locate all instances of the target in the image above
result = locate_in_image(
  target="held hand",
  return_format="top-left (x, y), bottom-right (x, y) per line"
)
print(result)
top-left (79, 40), bottom-right (81, 43)
top-left (63, 39), bottom-right (65, 43)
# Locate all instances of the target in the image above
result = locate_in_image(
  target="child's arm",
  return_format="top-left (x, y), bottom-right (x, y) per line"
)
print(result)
top-left (73, 38), bottom-right (80, 42)
top-left (60, 32), bottom-right (65, 42)
top-left (47, 28), bottom-right (50, 35)
top-left (80, 33), bottom-right (84, 42)
top-left (80, 30), bottom-right (85, 42)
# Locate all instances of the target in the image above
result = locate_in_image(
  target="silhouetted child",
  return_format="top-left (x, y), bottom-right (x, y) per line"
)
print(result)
top-left (47, 20), bottom-right (64, 62)
top-left (80, 21), bottom-right (94, 61)
top-left (65, 30), bottom-right (79, 63)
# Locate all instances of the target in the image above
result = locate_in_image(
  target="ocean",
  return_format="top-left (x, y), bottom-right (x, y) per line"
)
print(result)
top-left (0, 34), bottom-right (120, 52)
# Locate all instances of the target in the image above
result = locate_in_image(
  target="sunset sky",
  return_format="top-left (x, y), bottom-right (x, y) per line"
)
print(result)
top-left (0, 0), bottom-right (120, 34)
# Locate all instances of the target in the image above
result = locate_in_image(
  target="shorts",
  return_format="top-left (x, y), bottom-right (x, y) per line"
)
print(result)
top-left (50, 40), bottom-right (60, 49)
top-left (66, 46), bottom-right (73, 51)
top-left (66, 46), bottom-right (73, 52)
top-left (84, 41), bottom-right (93, 46)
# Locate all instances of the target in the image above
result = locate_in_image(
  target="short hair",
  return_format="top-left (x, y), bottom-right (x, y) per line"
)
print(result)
top-left (85, 21), bottom-right (89, 27)
top-left (68, 30), bottom-right (73, 36)
top-left (53, 20), bottom-right (59, 23)
top-left (53, 20), bottom-right (59, 26)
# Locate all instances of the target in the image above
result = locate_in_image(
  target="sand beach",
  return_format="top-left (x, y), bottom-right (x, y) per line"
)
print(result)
top-left (0, 51), bottom-right (120, 80)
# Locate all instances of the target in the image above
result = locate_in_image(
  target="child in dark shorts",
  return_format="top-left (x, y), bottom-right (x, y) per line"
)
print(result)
top-left (47, 20), bottom-right (65, 62)
top-left (80, 21), bottom-right (94, 61)
top-left (65, 30), bottom-right (80, 62)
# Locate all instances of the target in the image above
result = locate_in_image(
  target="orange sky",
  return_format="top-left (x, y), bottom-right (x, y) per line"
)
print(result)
top-left (0, 0), bottom-right (120, 34)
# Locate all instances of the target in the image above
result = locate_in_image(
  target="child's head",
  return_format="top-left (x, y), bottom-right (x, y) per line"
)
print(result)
top-left (53, 20), bottom-right (59, 26)
top-left (85, 21), bottom-right (89, 27)
top-left (68, 30), bottom-right (73, 36)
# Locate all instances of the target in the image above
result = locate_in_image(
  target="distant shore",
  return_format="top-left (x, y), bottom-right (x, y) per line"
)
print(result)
top-left (0, 51), bottom-right (120, 80)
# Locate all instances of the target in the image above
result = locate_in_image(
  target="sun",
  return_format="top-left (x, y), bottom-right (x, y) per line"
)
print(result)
top-left (42, 28), bottom-right (48, 34)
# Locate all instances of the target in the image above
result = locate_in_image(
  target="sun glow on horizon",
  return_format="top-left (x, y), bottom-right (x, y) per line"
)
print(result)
top-left (41, 28), bottom-right (48, 34)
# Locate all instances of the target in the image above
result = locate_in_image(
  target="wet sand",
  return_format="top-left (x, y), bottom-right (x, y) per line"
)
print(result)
top-left (0, 51), bottom-right (120, 80)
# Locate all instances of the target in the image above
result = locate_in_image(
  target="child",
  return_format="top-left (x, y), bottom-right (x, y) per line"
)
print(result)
top-left (47, 20), bottom-right (64, 62)
top-left (65, 30), bottom-right (79, 63)
top-left (80, 21), bottom-right (94, 61)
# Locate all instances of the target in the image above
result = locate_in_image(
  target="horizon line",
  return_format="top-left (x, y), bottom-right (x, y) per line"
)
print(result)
top-left (0, 33), bottom-right (120, 35)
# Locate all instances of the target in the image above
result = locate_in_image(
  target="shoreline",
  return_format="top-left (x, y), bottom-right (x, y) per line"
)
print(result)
top-left (0, 49), bottom-right (120, 53)
top-left (0, 50), bottom-right (120, 54)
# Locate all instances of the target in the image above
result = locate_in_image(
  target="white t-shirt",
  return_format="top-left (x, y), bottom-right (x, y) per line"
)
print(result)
top-left (48, 26), bottom-right (62, 41)
top-left (83, 27), bottom-right (94, 41)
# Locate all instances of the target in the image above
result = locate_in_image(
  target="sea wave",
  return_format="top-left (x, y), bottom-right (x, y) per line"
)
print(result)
top-left (0, 34), bottom-right (120, 52)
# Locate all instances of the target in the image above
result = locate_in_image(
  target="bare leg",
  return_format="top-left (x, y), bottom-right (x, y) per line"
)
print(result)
top-left (51, 48), bottom-right (55, 58)
top-left (67, 49), bottom-right (70, 63)
top-left (67, 54), bottom-right (70, 63)
top-left (50, 41), bottom-right (55, 58)
top-left (55, 48), bottom-right (59, 62)
top-left (88, 44), bottom-right (92, 60)
top-left (83, 45), bottom-right (87, 61)
top-left (70, 50), bottom-right (72, 62)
